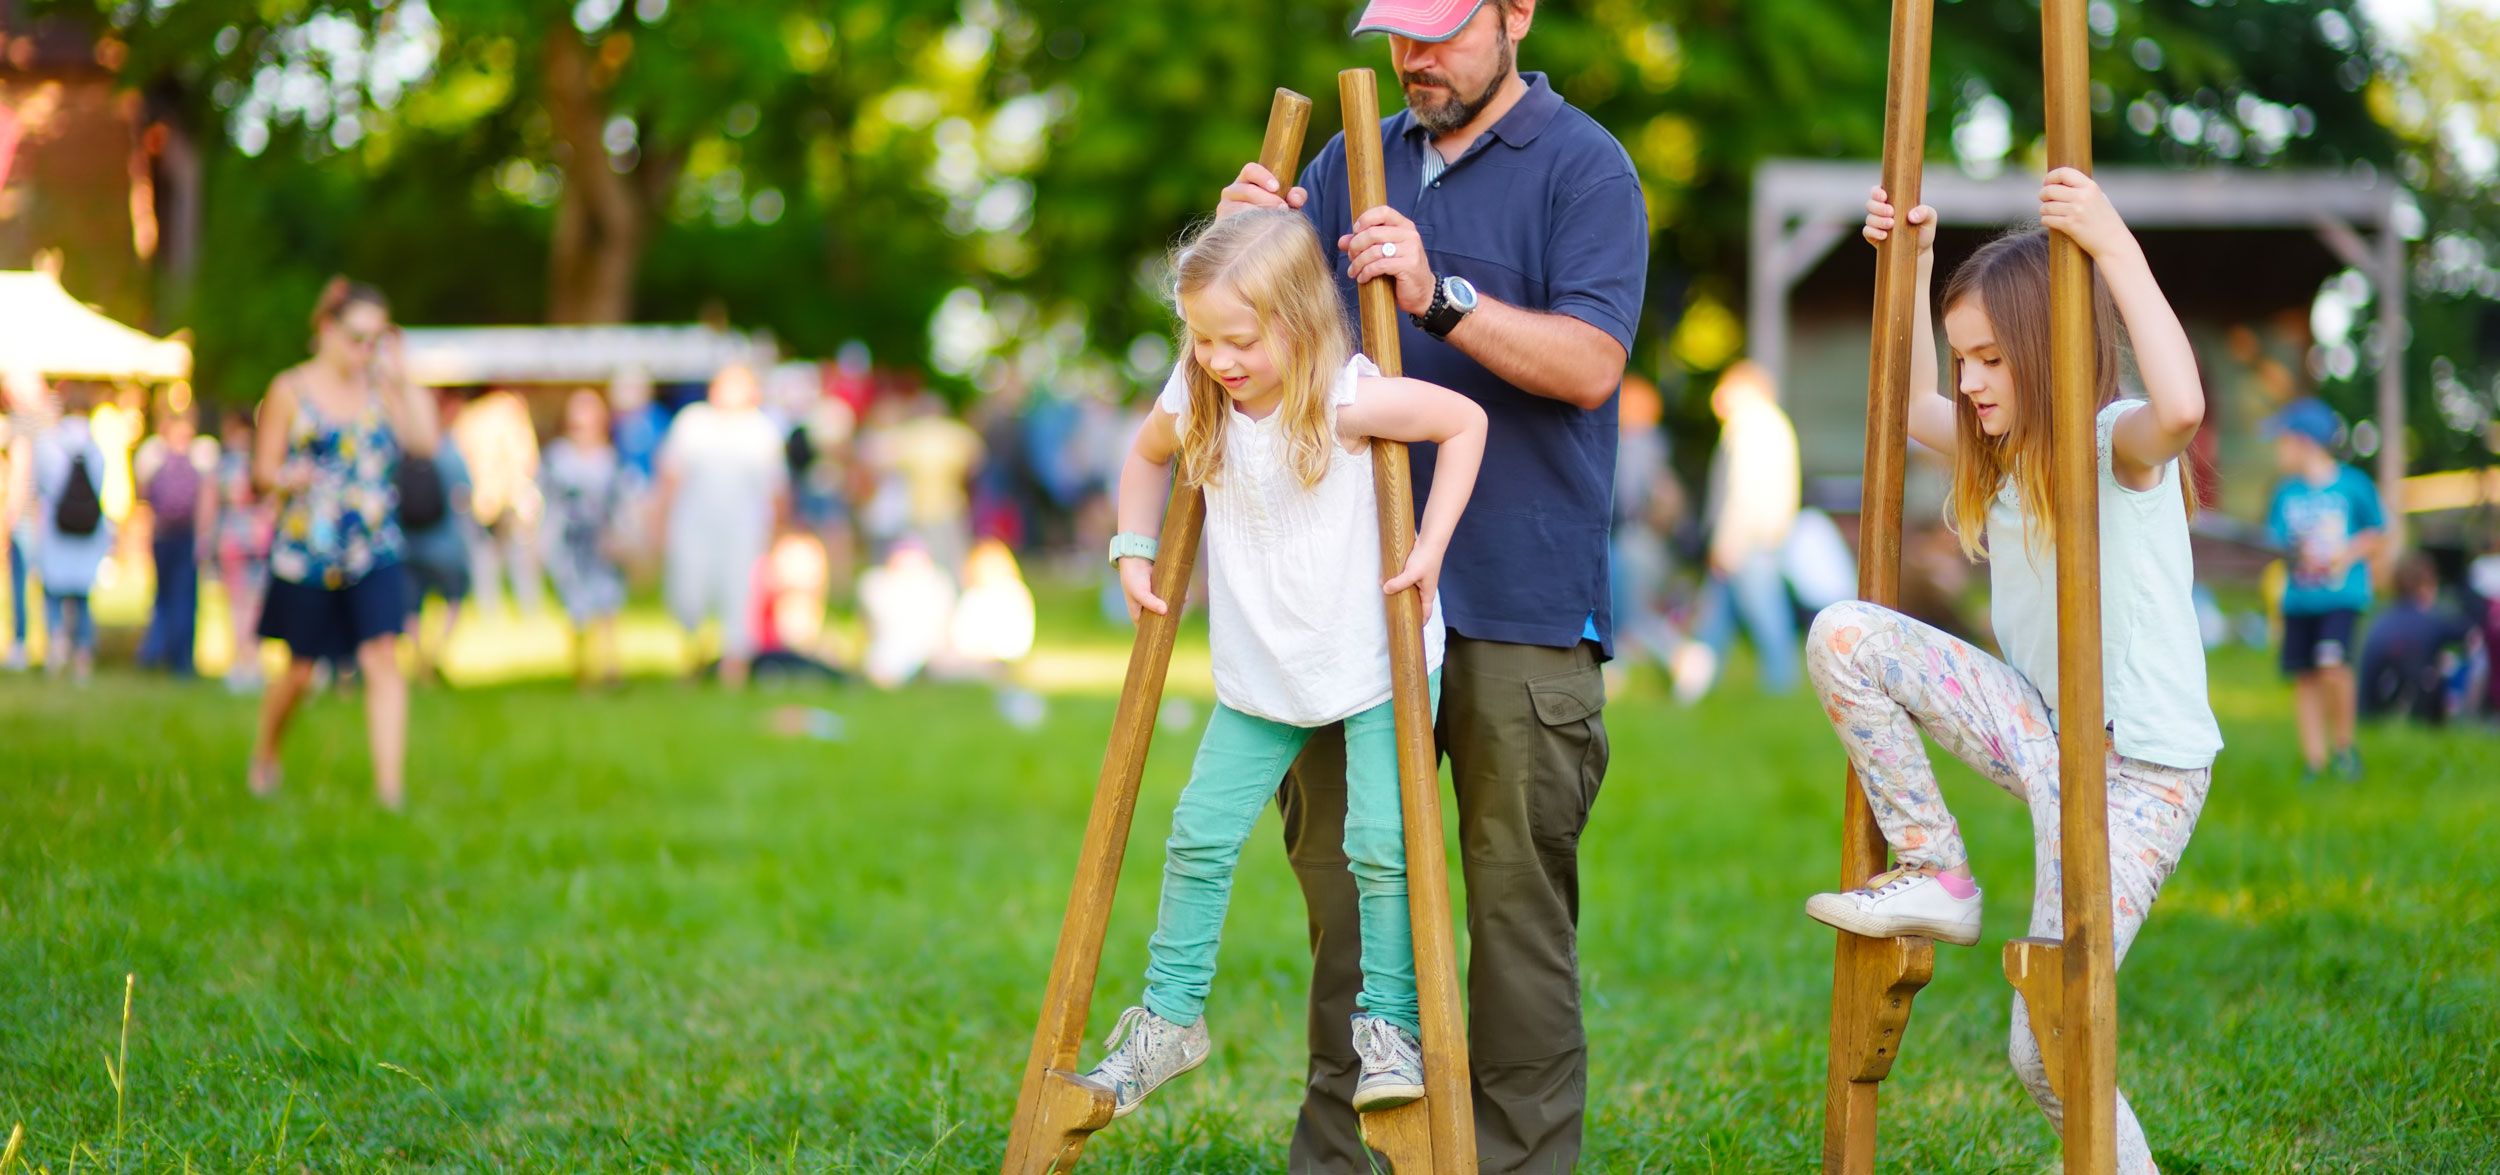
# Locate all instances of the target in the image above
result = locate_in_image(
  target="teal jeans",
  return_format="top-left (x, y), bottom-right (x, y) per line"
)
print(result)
top-left (1142, 673), bottom-right (1440, 1035)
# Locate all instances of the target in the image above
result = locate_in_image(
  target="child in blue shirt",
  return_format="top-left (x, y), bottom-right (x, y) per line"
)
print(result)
top-left (2264, 397), bottom-right (2385, 781)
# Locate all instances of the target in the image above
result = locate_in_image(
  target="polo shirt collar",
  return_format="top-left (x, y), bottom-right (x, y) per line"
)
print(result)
top-left (1397, 71), bottom-right (1564, 150)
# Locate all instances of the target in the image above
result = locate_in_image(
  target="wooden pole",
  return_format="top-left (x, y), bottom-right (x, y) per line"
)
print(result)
top-left (1339, 66), bottom-right (1477, 1174)
top-left (997, 89), bottom-right (1312, 1175)
top-left (2374, 220), bottom-right (2409, 564)
top-left (2039, 1), bottom-right (2119, 1170)
top-left (1821, 0), bottom-right (1938, 1170)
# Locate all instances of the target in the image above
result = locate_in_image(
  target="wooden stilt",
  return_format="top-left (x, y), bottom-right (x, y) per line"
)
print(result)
top-left (1339, 66), bottom-right (1477, 1174)
top-left (1821, 0), bottom-right (1938, 1170)
top-left (2002, 937), bottom-right (2068, 1103)
top-left (997, 90), bottom-right (1313, 1175)
top-left (2033, 0), bottom-right (2120, 1168)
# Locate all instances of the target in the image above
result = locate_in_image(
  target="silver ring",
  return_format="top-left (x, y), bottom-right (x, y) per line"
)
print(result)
top-left (1381, 242), bottom-right (1399, 258)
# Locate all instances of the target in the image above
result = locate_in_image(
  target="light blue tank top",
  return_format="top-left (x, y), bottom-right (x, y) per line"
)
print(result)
top-left (1985, 399), bottom-right (2222, 770)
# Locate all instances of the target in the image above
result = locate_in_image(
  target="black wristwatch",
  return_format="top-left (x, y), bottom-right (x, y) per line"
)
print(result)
top-left (1413, 274), bottom-right (1479, 340)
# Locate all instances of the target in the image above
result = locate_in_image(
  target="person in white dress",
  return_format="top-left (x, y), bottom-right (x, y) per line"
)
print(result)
top-left (654, 364), bottom-right (787, 689)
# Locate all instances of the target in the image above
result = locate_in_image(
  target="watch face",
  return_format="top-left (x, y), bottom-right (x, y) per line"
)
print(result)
top-left (1446, 276), bottom-right (1479, 311)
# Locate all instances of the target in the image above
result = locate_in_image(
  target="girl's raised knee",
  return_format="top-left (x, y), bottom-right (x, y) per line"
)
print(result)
top-left (1805, 600), bottom-right (1883, 676)
top-left (1808, 599), bottom-right (1884, 645)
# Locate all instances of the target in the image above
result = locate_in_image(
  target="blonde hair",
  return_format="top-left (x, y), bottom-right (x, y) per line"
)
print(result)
top-left (1168, 210), bottom-right (1353, 490)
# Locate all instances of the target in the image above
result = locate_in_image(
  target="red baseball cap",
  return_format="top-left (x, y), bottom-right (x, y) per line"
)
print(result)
top-left (1353, 0), bottom-right (1487, 42)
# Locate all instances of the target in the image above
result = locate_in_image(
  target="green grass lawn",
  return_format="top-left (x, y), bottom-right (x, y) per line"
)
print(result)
top-left (2, 590), bottom-right (2495, 1171)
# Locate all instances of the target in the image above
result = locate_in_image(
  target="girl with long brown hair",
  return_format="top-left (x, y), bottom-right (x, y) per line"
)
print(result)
top-left (1802, 172), bottom-right (2219, 1173)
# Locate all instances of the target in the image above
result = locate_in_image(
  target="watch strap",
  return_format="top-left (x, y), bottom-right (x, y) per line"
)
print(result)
top-left (1416, 277), bottom-right (1466, 339)
top-left (1108, 532), bottom-right (1160, 566)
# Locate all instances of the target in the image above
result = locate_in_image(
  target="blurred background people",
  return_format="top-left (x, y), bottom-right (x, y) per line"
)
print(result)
top-left (2359, 552), bottom-right (2480, 724)
top-left (789, 392), bottom-right (860, 601)
top-left (3, 370), bottom-right (60, 670)
top-left (1781, 504), bottom-right (1859, 626)
top-left (248, 279), bottom-right (440, 810)
top-left (969, 364), bottom-right (1036, 550)
top-left (32, 382), bottom-right (112, 682)
top-left (214, 404), bottom-right (275, 692)
top-left (2264, 396), bottom-right (2385, 781)
top-left (858, 539), bottom-right (954, 689)
top-left (1610, 373), bottom-right (1688, 672)
top-left (135, 401), bottom-right (217, 676)
top-left (89, 384), bottom-right (142, 538)
top-left (542, 388), bottom-right (629, 688)
top-left (2474, 543), bottom-right (2500, 721)
top-left (610, 367), bottom-right (665, 489)
top-left (750, 528), bottom-right (844, 683)
top-left (452, 387), bottom-right (545, 618)
top-left (949, 536), bottom-right (1036, 675)
top-left (398, 391), bottom-right (475, 684)
top-left (1678, 360), bottom-right (1802, 699)
top-left (869, 388), bottom-right (981, 577)
top-left (655, 363), bottom-right (787, 689)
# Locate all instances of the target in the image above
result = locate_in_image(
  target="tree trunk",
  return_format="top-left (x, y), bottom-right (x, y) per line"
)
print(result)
top-left (543, 29), bottom-right (643, 325)
top-left (141, 81), bottom-right (203, 334)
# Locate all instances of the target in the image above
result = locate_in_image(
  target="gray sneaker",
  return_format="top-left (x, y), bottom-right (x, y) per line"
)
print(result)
top-left (1071, 1006), bottom-right (1209, 1119)
top-left (1350, 1015), bottom-right (1425, 1112)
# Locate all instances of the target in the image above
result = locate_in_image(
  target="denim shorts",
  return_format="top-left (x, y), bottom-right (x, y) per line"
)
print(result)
top-left (257, 561), bottom-right (411, 661)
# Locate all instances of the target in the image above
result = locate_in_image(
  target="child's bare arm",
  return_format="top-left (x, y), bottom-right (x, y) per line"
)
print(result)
top-left (1339, 376), bottom-right (1488, 597)
top-left (1114, 409), bottom-right (1181, 618)
top-left (1864, 186), bottom-right (1958, 456)
top-left (2041, 167), bottom-right (2205, 488)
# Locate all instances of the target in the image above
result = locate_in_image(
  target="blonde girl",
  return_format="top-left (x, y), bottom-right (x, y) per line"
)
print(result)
top-left (1074, 209), bottom-right (1488, 1119)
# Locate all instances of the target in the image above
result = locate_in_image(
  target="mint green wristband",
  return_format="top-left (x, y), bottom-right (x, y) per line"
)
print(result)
top-left (1108, 532), bottom-right (1160, 566)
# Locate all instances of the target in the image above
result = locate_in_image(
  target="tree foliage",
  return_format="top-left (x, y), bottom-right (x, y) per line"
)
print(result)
top-left (2360, 4), bottom-right (2500, 477)
top-left (50, 0), bottom-right (2451, 444)
top-left (1008, 0), bottom-right (2402, 448)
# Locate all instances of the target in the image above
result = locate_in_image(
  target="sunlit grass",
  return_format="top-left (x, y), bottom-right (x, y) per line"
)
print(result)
top-left (0, 585), bottom-right (2492, 1170)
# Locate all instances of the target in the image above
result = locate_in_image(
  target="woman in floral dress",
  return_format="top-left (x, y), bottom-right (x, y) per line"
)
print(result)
top-left (247, 278), bottom-right (440, 810)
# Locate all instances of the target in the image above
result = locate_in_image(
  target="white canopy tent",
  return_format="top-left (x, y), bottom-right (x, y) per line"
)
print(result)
top-left (0, 269), bottom-right (191, 381)
top-left (398, 324), bottom-right (776, 388)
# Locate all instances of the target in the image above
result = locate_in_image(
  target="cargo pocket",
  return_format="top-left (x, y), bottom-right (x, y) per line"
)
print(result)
top-left (1526, 663), bottom-right (1608, 852)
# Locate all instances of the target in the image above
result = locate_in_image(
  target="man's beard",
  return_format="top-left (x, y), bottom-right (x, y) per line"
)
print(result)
top-left (1402, 22), bottom-right (1514, 135)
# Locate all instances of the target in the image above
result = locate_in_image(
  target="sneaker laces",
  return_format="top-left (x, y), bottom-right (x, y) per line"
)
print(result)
top-left (1353, 1017), bottom-right (1393, 1065)
top-left (1094, 1007), bottom-right (1152, 1086)
top-left (1860, 865), bottom-right (1929, 898)
top-left (1353, 1017), bottom-right (1412, 1069)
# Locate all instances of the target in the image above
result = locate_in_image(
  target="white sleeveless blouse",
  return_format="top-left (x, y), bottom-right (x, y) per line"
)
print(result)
top-left (1158, 354), bottom-right (1446, 726)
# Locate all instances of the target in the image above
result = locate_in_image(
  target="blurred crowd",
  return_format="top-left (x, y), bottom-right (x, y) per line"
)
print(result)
top-left (5, 328), bottom-right (2498, 749)
top-left (0, 338), bottom-right (1130, 695)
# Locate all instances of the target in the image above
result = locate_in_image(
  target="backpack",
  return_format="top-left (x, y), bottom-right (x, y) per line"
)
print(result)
top-left (146, 450), bottom-right (204, 529)
top-left (54, 452), bottom-right (103, 537)
top-left (395, 455), bottom-right (449, 531)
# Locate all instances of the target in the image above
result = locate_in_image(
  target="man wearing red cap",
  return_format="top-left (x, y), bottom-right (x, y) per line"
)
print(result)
top-left (1216, 1), bottom-right (1647, 1168)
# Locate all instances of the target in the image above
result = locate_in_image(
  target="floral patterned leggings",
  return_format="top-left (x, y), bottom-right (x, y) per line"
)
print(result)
top-left (1806, 600), bottom-right (2212, 1174)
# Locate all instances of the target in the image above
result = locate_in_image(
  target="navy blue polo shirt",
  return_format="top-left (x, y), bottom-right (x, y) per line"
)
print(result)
top-left (1295, 72), bottom-right (1648, 655)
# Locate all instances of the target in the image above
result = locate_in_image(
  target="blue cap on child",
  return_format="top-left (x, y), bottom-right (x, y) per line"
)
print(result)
top-left (2263, 397), bottom-right (2342, 448)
